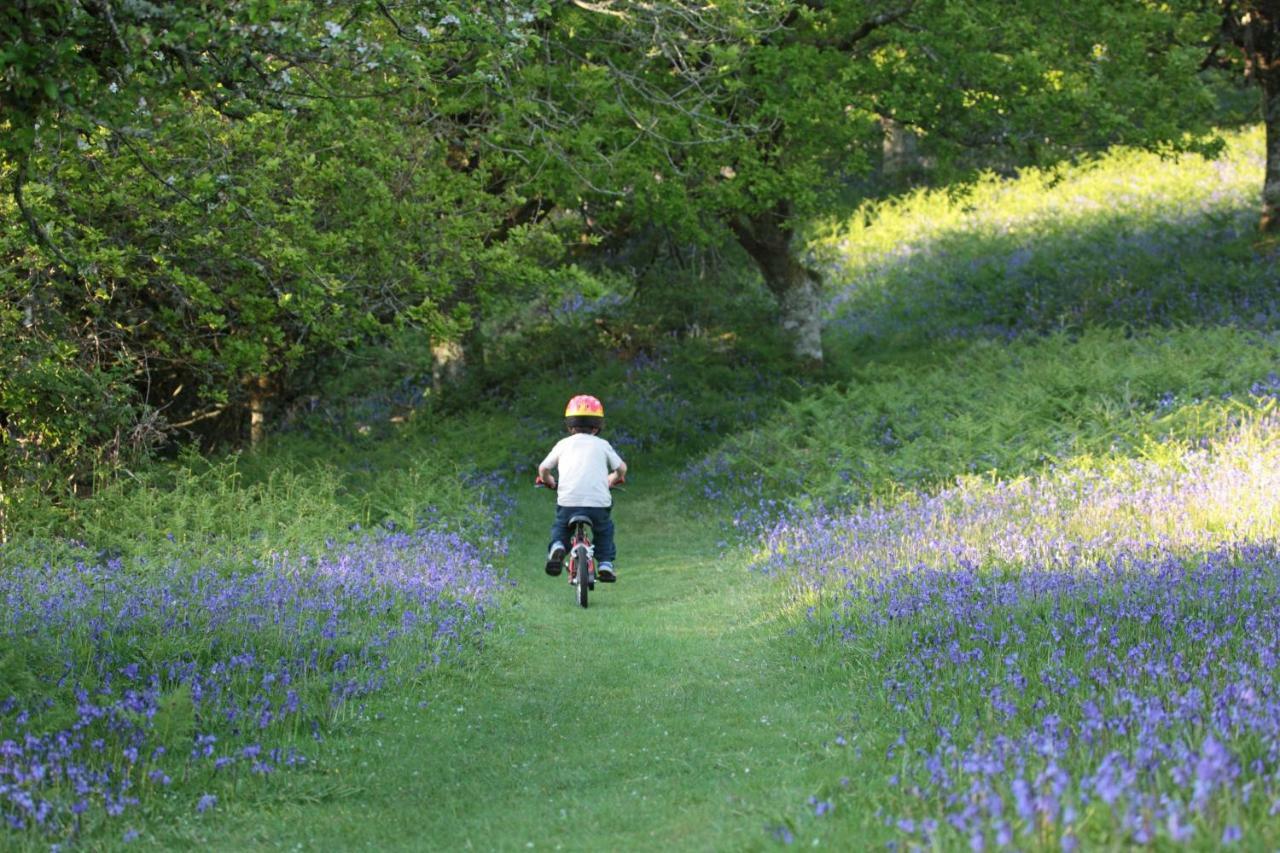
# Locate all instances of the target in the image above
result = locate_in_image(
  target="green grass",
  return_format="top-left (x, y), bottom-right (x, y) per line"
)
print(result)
top-left (815, 126), bottom-right (1274, 351)
top-left (684, 326), bottom-right (1280, 517)
top-left (817, 127), bottom-right (1265, 268)
top-left (9, 124), bottom-right (1280, 850)
top-left (110, 475), bottom-right (862, 851)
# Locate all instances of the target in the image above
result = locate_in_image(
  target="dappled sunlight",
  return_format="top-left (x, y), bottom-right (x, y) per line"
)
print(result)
top-left (754, 401), bottom-right (1280, 588)
top-left (817, 127), bottom-right (1279, 347)
top-left (758, 391), bottom-right (1280, 847)
top-left (11, 1), bottom-right (1280, 847)
top-left (687, 328), bottom-right (1280, 535)
top-left (823, 127), bottom-right (1265, 280)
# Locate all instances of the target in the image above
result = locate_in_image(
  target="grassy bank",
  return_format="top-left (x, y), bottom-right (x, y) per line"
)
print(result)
top-left (744, 127), bottom-right (1280, 849)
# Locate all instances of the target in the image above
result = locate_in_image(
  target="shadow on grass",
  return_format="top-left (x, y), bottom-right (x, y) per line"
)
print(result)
top-left (680, 321), bottom-right (1280, 531)
top-left (825, 201), bottom-right (1280, 360)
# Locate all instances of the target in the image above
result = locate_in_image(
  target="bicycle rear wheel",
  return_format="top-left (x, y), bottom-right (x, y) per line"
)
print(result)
top-left (573, 544), bottom-right (590, 608)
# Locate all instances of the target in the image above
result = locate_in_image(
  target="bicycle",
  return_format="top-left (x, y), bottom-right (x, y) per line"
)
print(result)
top-left (536, 478), bottom-right (620, 609)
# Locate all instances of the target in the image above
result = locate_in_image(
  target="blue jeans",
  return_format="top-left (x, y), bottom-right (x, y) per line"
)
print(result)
top-left (550, 505), bottom-right (616, 564)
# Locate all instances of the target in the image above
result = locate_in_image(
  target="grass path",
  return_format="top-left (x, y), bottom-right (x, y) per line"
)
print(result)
top-left (186, 475), bottom-right (861, 851)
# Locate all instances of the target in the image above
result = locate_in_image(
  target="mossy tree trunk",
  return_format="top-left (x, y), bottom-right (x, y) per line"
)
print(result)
top-left (431, 340), bottom-right (466, 392)
top-left (731, 202), bottom-right (824, 364)
top-left (1223, 2), bottom-right (1280, 232)
top-left (1262, 72), bottom-right (1280, 232)
top-left (248, 374), bottom-right (270, 448)
top-left (881, 117), bottom-right (927, 188)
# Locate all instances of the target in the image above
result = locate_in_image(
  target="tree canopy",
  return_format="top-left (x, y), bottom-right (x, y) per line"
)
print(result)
top-left (0, 0), bottom-right (1260, 500)
top-left (489, 1), bottom-right (1226, 359)
top-left (1, 1), bottom-right (557, 489)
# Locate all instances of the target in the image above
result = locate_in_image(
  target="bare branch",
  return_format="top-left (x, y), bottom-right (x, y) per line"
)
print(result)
top-left (167, 407), bottom-right (229, 429)
top-left (570, 0), bottom-right (630, 19)
top-left (845, 4), bottom-right (916, 48)
top-left (792, 2), bottom-right (914, 52)
top-left (79, 0), bottom-right (130, 59)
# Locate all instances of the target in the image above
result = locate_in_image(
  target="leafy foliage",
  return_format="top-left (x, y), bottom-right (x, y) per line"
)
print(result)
top-left (488, 0), bottom-right (1229, 359)
top-left (0, 2), bottom-right (568, 507)
top-left (684, 131), bottom-right (1280, 517)
top-left (0, 0), bottom-right (1261, 508)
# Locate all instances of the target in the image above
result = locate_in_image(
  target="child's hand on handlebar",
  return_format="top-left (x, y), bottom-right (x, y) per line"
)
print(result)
top-left (535, 476), bottom-right (557, 490)
top-left (607, 472), bottom-right (625, 489)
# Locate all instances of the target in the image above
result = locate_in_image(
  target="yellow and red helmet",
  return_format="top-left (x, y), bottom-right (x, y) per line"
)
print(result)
top-left (565, 395), bottom-right (604, 418)
top-left (564, 395), bottom-right (604, 430)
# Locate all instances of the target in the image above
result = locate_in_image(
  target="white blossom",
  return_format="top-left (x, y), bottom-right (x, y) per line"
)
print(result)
top-left (324, 20), bottom-right (343, 37)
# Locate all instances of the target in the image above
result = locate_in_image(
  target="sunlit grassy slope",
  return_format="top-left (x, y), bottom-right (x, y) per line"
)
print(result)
top-left (685, 126), bottom-right (1280, 517)
top-left (748, 127), bottom-right (1280, 849)
top-left (819, 126), bottom-right (1275, 348)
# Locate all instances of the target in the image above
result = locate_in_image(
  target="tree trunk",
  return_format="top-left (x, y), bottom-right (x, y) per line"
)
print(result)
top-left (1225, 3), bottom-right (1280, 232)
top-left (1262, 74), bottom-right (1280, 233)
top-left (731, 204), bottom-right (825, 363)
top-left (248, 374), bottom-right (270, 448)
top-left (881, 117), bottom-right (926, 187)
top-left (431, 340), bottom-right (466, 392)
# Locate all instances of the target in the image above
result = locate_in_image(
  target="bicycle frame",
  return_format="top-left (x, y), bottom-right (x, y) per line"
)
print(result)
top-left (566, 515), bottom-right (595, 608)
top-left (536, 476), bottom-right (619, 609)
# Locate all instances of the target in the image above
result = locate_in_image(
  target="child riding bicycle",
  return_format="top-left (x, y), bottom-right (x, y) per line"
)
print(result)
top-left (537, 395), bottom-right (627, 581)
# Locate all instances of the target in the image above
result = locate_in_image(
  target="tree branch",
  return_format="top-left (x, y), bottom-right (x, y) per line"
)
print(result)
top-left (80, 0), bottom-right (130, 59)
top-left (12, 159), bottom-right (86, 283)
top-left (838, 3), bottom-right (916, 52)
top-left (570, 0), bottom-right (630, 19)
top-left (166, 406), bottom-right (228, 429)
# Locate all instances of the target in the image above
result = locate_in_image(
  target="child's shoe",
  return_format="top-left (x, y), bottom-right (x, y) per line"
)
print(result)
top-left (597, 562), bottom-right (616, 582)
top-left (545, 542), bottom-right (565, 576)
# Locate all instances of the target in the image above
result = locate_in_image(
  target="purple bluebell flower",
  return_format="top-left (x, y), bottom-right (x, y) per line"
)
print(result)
top-left (0, 511), bottom-right (508, 837)
top-left (768, 408), bottom-right (1280, 848)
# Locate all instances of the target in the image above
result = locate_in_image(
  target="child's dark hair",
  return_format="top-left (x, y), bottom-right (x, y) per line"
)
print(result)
top-left (566, 415), bottom-right (602, 434)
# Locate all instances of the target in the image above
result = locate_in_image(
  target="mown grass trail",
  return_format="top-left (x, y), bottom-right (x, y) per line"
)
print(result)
top-left (172, 473), bottom-right (856, 851)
